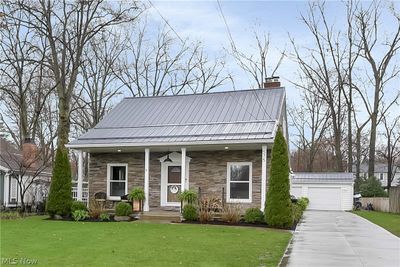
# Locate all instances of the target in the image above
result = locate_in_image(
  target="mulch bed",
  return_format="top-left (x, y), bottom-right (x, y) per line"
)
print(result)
top-left (45, 215), bottom-right (138, 223)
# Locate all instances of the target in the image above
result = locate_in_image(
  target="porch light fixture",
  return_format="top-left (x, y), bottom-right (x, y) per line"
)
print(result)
top-left (224, 146), bottom-right (229, 150)
top-left (117, 149), bottom-right (122, 152)
top-left (163, 153), bottom-right (173, 163)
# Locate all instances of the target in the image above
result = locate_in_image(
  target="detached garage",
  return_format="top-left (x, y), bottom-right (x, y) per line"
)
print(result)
top-left (290, 173), bottom-right (354, 211)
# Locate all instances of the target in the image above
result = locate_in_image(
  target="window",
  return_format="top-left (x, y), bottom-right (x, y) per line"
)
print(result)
top-left (227, 162), bottom-right (252, 203)
top-left (107, 164), bottom-right (128, 200)
top-left (379, 173), bottom-right (384, 180)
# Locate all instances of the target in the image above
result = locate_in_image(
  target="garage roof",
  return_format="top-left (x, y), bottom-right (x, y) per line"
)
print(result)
top-left (292, 172), bottom-right (354, 184)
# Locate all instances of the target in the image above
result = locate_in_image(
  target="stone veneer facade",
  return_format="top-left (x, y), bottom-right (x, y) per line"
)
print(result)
top-left (89, 150), bottom-right (271, 210)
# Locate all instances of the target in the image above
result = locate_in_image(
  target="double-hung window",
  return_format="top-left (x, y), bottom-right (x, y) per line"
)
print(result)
top-left (107, 164), bottom-right (128, 200)
top-left (227, 162), bottom-right (252, 203)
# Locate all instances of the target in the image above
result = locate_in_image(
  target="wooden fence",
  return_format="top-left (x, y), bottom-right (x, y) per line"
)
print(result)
top-left (360, 187), bottom-right (400, 213)
top-left (389, 187), bottom-right (400, 213)
top-left (361, 197), bottom-right (389, 212)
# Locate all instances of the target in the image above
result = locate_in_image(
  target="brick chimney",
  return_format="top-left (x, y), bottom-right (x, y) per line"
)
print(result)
top-left (263, 76), bottom-right (281, 88)
top-left (22, 138), bottom-right (38, 168)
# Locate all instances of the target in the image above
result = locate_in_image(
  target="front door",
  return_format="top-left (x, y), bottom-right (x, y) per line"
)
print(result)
top-left (159, 152), bottom-right (191, 207)
top-left (165, 165), bottom-right (181, 205)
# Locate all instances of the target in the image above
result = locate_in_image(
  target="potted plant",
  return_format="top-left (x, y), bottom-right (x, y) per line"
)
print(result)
top-left (128, 187), bottom-right (145, 212)
top-left (178, 190), bottom-right (198, 206)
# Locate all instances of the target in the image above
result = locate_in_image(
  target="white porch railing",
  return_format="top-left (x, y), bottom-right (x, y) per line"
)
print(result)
top-left (72, 181), bottom-right (89, 207)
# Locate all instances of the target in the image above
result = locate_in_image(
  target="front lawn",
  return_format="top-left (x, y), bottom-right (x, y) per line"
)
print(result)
top-left (1, 216), bottom-right (291, 266)
top-left (353, 210), bottom-right (400, 237)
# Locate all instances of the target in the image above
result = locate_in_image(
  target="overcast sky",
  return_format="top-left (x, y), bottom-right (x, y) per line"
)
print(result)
top-left (146, 0), bottom-right (399, 145)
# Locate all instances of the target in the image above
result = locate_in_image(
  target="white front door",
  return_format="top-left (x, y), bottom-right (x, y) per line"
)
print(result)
top-left (163, 164), bottom-right (182, 206)
top-left (159, 152), bottom-right (191, 207)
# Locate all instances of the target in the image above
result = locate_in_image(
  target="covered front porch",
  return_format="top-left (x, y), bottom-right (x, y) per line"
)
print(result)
top-left (73, 143), bottom-right (271, 212)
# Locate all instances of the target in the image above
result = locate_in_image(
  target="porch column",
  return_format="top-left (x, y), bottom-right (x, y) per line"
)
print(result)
top-left (181, 147), bottom-right (186, 191)
top-left (261, 145), bottom-right (267, 211)
top-left (144, 148), bottom-right (150, 212)
top-left (77, 150), bottom-right (83, 201)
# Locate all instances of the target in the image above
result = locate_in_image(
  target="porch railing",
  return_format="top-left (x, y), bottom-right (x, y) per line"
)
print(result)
top-left (72, 181), bottom-right (89, 207)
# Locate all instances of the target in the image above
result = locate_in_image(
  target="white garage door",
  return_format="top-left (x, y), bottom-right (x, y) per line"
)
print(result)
top-left (308, 187), bottom-right (341, 210)
top-left (291, 186), bottom-right (302, 198)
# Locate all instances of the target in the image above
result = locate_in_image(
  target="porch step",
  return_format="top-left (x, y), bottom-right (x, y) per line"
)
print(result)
top-left (139, 211), bottom-right (181, 222)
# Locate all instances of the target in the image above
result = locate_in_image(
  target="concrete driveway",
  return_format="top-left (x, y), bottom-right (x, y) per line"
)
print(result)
top-left (282, 210), bottom-right (400, 267)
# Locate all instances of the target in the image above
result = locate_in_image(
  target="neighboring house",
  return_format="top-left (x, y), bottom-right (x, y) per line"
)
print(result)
top-left (0, 137), bottom-right (51, 209)
top-left (353, 163), bottom-right (400, 188)
top-left (67, 81), bottom-right (288, 212)
top-left (290, 172), bottom-right (354, 211)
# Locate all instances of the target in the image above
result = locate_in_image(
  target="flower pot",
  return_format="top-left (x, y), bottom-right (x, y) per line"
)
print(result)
top-left (132, 200), bottom-right (142, 212)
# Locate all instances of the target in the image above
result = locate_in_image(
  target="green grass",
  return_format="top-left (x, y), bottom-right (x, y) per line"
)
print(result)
top-left (353, 210), bottom-right (400, 237)
top-left (1, 216), bottom-right (291, 266)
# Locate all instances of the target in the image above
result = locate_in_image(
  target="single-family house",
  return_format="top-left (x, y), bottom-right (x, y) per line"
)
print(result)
top-left (67, 79), bottom-right (288, 212)
top-left (0, 137), bottom-right (51, 209)
top-left (353, 163), bottom-right (400, 188)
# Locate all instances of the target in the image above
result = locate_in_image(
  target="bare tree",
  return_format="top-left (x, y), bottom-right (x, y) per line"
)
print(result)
top-left (229, 30), bottom-right (284, 89)
top-left (353, 1), bottom-right (400, 177)
top-left (377, 115), bottom-right (400, 189)
top-left (9, 0), bottom-right (142, 148)
top-left (289, 2), bottom-right (348, 171)
top-left (117, 22), bottom-right (230, 97)
top-left (71, 31), bottom-right (126, 134)
top-left (0, 4), bottom-right (54, 147)
top-left (289, 78), bottom-right (330, 171)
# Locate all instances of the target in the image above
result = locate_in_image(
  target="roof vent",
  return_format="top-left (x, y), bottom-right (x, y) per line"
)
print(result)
top-left (263, 76), bottom-right (281, 88)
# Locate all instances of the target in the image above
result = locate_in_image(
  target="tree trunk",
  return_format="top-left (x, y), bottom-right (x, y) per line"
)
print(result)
top-left (347, 88), bottom-right (353, 172)
top-left (368, 109), bottom-right (378, 178)
top-left (56, 89), bottom-right (72, 148)
top-left (354, 129), bottom-right (362, 192)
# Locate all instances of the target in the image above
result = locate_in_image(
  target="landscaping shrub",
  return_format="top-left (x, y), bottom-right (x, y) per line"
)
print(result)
top-left (182, 204), bottom-right (198, 221)
top-left (178, 190), bottom-right (198, 205)
top-left (244, 208), bottom-right (264, 224)
top-left (360, 176), bottom-right (388, 197)
top-left (89, 199), bottom-right (103, 219)
top-left (292, 204), bottom-right (303, 223)
top-left (46, 147), bottom-right (73, 217)
top-left (71, 201), bottom-right (87, 212)
top-left (99, 213), bottom-right (110, 221)
top-left (115, 202), bottom-right (131, 216)
top-left (0, 211), bottom-right (20, 220)
top-left (297, 197), bottom-right (309, 211)
top-left (72, 210), bottom-right (89, 221)
top-left (198, 196), bottom-right (222, 223)
top-left (221, 205), bottom-right (241, 224)
top-left (265, 128), bottom-right (293, 228)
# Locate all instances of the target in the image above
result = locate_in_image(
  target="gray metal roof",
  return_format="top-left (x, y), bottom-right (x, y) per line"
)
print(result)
top-left (68, 88), bottom-right (285, 148)
top-left (352, 163), bottom-right (398, 173)
top-left (292, 172), bottom-right (354, 184)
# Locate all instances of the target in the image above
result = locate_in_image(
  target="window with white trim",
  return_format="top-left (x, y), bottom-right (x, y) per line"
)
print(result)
top-left (107, 164), bottom-right (128, 200)
top-left (227, 162), bottom-right (252, 203)
top-left (379, 173), bottom-right (384, 180)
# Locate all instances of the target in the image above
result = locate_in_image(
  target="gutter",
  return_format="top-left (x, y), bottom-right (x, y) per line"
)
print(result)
top-left (66, 138), bottom-right (275, 149)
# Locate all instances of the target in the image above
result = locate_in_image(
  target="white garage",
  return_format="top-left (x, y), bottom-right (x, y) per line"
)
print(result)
top-left (290, 172), bottom-right (354, 211)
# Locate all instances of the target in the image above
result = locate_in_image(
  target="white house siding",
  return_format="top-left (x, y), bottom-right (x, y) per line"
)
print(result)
top-left (291, 183), bottom-right (353, 211)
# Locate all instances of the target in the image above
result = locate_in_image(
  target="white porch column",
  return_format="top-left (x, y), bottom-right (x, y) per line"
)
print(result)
top-left (144, 148), bottom-right (150, 212)
top-left (181, 147), bottom-right (186, 192)
top-left (261, 145), bottom-right (267, 211)
top-left (77, 150), bottom-right (83, 201)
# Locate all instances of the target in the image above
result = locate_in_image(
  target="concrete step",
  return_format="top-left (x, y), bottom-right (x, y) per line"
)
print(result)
top-left (139, 211), bottom-right (181, 222)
